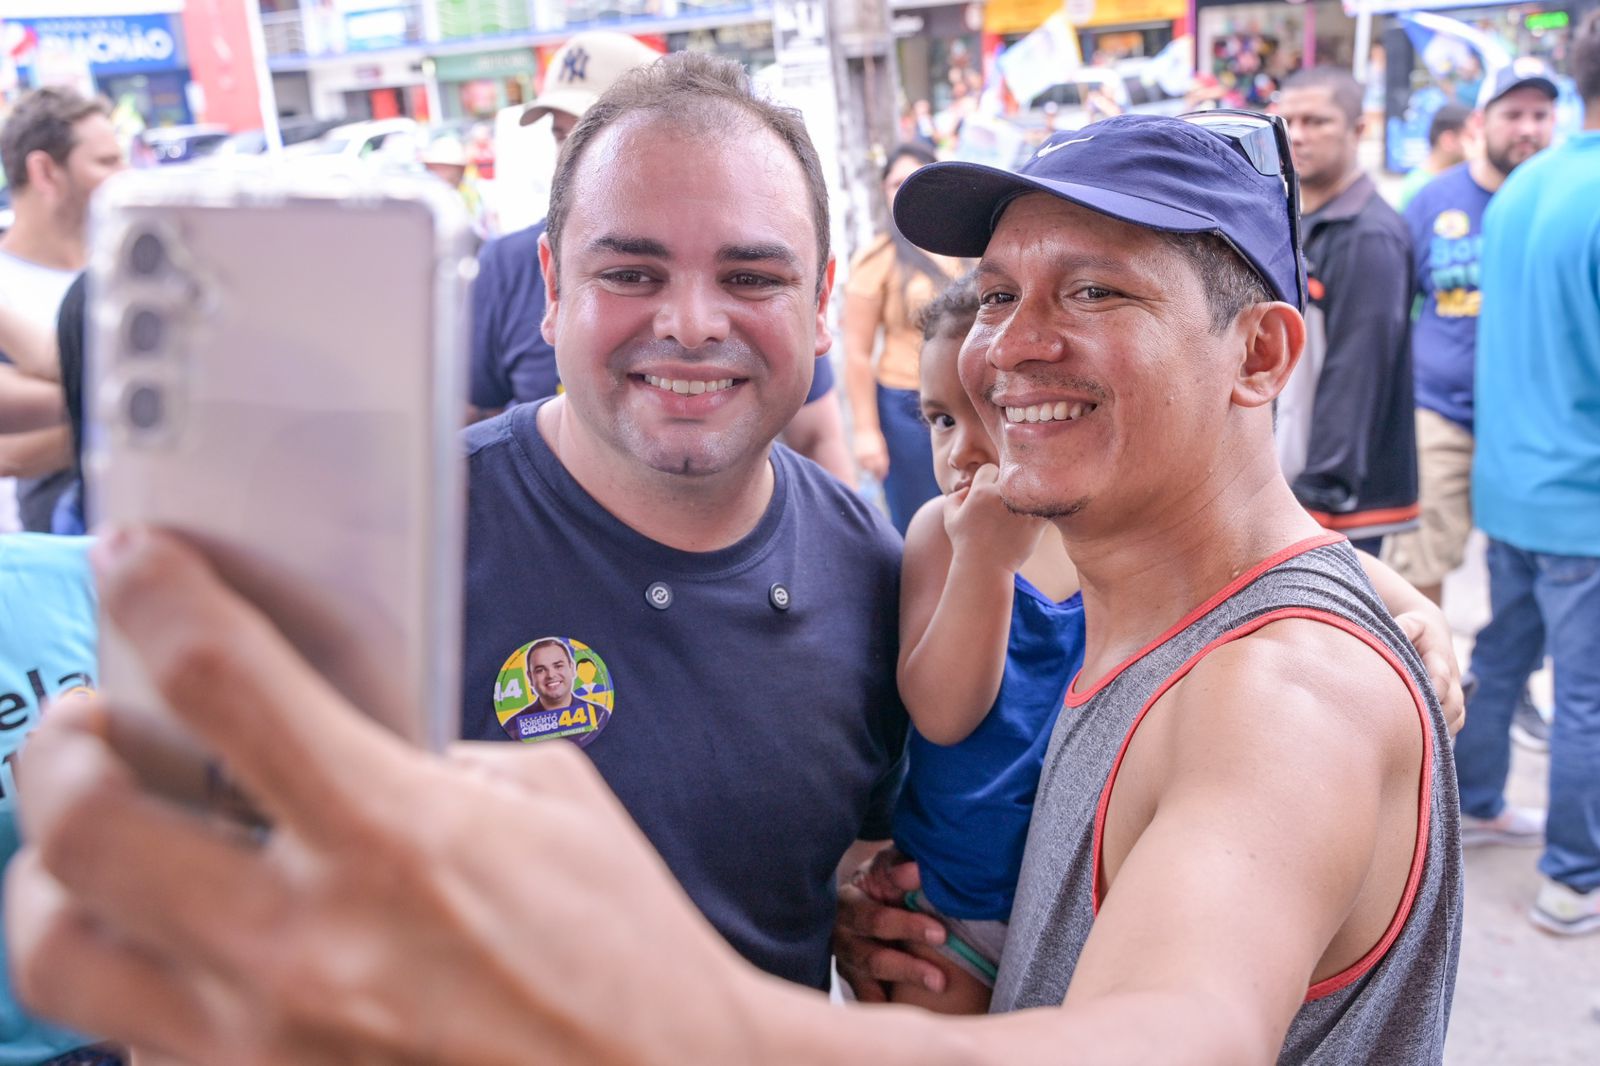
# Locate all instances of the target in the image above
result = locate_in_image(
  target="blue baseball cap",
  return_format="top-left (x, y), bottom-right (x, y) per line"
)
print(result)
top-left (893, 114), bottom-right (1303, 309)
top-left (1477, 57), bottom-right (1559, 110)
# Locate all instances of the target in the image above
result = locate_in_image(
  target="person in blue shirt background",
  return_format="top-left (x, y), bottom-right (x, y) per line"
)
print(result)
top-left (0, 263), bottom-right (116, 1063)
top-left (1383, 62), bottom-right (1559, 763)
top-left (1456, 15), bottom-right (1600, 938)
top-left (1385, 62), bottom-right (1557, 612)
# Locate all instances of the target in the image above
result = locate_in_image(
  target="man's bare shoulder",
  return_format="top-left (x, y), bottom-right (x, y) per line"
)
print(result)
top-left (1105, 615), bottom-right (1426, 858)
top-left (1161, 617), bottom-right (1424, 775)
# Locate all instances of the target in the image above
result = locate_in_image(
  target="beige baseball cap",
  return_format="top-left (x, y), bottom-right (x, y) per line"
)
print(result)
top-left (520, 31), bottom-right (664, 127)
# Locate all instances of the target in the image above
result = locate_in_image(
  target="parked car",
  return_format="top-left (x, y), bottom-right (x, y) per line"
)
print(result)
top-left (989, 40), bottom-right (1196, 165)
top-left (282, 117), bottom-right (424, 174)
top-left (206, 117), bottom-right (346, 158)
top-left (139, 124), bottom-right (230, 165)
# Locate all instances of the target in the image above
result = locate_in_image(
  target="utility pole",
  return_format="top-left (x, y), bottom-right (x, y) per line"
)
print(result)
top-left (244, 0), bottom-right (284, 154)
top-left (768, 0), bottom-right (900, 273)
top-left (826, 0), bottom-right (900, 266)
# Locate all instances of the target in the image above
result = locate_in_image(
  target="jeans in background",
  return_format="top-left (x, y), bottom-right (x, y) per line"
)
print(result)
top-left (1455, 539), bottom-right (1600, 892)
top-left (876, 384), bottom-right (941, 536)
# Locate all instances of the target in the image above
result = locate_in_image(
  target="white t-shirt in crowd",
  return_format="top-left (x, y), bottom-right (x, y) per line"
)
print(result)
top-left (0, 249), bottom-right (78, 533)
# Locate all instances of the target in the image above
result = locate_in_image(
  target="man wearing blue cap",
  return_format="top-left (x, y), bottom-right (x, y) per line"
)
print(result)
top-left (848, 112), bottom-right (1462, 1057)
top-left (2, 113), bottom-right (1463, 1063)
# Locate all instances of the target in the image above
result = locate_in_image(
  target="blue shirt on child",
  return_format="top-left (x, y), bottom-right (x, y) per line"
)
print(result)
top-left (893, 575), bottom-right (1086, 921)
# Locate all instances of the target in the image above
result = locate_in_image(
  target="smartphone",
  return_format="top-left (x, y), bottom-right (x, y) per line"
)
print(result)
top-left (85, 168), bottom-right (474, 784)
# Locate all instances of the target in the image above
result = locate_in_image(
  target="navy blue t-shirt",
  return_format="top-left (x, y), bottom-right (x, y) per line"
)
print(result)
top-left (1406, 163), bottom-right (1492, 431)
top-left (469, 222), bottom-right (834, 411)
top-left (460, 401), bottom-right (906, 988)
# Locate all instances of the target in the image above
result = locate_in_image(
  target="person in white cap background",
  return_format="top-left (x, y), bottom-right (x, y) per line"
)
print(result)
top-left (420, 135), bottom-right (493, 239)
top-left (469, 33), bottom-right (854, 487)
top-left (469, 32), bottom-right (661, 424)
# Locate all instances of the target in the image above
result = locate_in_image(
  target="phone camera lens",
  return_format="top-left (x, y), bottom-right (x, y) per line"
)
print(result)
top-left (127, 231), bottom-right (168, 278)
top-left (125, 307), bottom-right (164, 355)
top-left (125, 384), bottom-right (165, 431)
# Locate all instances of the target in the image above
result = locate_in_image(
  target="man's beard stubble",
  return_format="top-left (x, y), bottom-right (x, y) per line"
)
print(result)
top-left (1006, 495), bottom-right (1086, 521)
top-left (1486, 142), bottom-right (1539, 181)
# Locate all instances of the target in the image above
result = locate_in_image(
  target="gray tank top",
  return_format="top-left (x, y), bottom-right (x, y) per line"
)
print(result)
top-left (991, 535), bottom-right (1463, 1064)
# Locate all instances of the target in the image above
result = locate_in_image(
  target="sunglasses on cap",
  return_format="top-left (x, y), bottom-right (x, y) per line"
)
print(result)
top-left (1178, 109), bottom-right (1308, 310)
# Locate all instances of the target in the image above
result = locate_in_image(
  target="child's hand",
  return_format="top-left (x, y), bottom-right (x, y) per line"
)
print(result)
top-left (858, 845), bottom-right (920, 905)
top-left (943, 463), bottom-right (1047, 573)
top-left (834, 848), bottom-right (946, 1003)
top-left (1395, 610), bottom-right (1465, 735)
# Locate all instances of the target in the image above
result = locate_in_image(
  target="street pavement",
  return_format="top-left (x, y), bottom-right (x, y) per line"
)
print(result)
top-left (1441, 534), bottom-right (1600, 1065)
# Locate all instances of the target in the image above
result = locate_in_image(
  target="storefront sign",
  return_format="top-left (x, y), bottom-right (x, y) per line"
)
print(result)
top-left (986, 0), bottom-right (1183, 36)
top-left (8, 14), bottom-right (184, 75)
top-left (1071, 0), bottom-right (1188, 27)
top-left (986, 0), bottom-right (1067, 36)
top-left (1343, 0), bottom-right (1505, 14)
top-left (342, 2), bottom-right (413, 51)
top-left (432, 48), bottom-right (538, 82)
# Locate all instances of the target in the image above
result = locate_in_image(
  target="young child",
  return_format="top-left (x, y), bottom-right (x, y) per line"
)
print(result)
top-left (872, 274), bottom-right (1465, 1014)
top-left (877, 273), bottom-right (1084, 1014)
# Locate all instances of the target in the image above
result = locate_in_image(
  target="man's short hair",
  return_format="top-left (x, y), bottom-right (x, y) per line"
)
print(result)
top-left (1427, 103), bottom-right (1471, 147)
top-left (1574, 10), bottom-right (1600, 105)
top-left (0, 88), bottom-right (110, 192)
top-left (1280, 67), bottom-right (1364, 126)
top-left (1159, 231), bottom-right (1273, 332)
top-left (526, 637), bottom-right (575, 669)
top-left (545, 51), bottom-right (830, 295)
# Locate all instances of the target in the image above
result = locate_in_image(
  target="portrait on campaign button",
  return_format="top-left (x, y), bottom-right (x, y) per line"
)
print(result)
top-left (492, 637), bottom-right (614, 747)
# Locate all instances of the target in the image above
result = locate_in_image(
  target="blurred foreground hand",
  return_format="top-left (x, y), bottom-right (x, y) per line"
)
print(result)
top-left (7, 528), bottom-right (758, 1065)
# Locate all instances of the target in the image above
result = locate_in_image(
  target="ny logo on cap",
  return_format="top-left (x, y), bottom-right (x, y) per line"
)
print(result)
top-left (561, 46), bottom-right (590, 83)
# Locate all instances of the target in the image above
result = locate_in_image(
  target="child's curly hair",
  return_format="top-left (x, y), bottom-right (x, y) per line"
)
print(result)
top-left (916, 270), bottom-right (980, 342)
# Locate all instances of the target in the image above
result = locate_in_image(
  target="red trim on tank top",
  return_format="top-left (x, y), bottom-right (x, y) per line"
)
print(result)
top-left (1087, 607), bottom-right (1435, 1004)
top-left (1063, 532), bottom-right (1346, 708)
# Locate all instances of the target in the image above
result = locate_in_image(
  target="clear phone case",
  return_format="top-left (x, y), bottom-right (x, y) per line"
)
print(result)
top-left (86, 167), bottom-right (475, 759)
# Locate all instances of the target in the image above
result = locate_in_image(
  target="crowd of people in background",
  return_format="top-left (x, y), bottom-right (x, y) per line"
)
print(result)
top-left (0, 13), bottom-right (1594, 1063)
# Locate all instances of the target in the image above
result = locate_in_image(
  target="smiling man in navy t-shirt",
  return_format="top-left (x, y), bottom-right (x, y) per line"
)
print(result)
top-left (469, 33), bottom-right (854, 483)
top-left (459, 53), bottom-right (907, 990)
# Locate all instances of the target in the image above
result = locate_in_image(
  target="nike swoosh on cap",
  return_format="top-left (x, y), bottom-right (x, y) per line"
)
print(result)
top-left (1036, 136), bottom-right (1094, 158)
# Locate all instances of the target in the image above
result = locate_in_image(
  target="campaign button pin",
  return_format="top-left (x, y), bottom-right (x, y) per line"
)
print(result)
top-left (769, 583), bottom-right (791, 611)
top-left (646, 581), bottom-right (673, 610)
